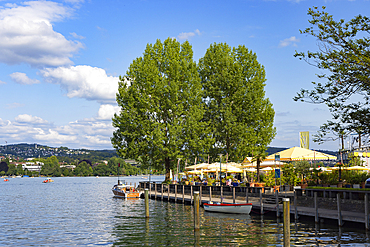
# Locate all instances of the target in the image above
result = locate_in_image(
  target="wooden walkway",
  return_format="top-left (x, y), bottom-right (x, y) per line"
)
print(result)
top-left (146, 190), bottom-right (368, 225)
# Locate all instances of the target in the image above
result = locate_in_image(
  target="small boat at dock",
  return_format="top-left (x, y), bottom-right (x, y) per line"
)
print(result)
top-left (112, 180), bottom-right (142, 198)
top-left (203, 202), bottom-right (252, 214)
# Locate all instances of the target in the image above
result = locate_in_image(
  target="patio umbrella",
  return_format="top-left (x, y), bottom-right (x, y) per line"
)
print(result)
top-left (261, 167), bottom-right (274, 171)
top-left (265, 146), bottom-right (337, 161)
top-left (347, 166), bottom-right (370, 171)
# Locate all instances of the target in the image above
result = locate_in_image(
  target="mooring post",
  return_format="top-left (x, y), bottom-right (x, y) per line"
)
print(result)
top-left (209, 186), bottom-right (212, 202)
top-left (194, 192), bottom-right (200, 231)
top-left (276, 189), bottom-right (280, 218)
top-left (155, 183), bottom-right (157, 200)
top-left (161, 183), bottom-right (164, 201)
top-left (283, 198), bottom-right (290, 247)
top-left (337, 192), bottom-right (343, 226)
top-left (260, 189), bottom-right (263, 215)
top-left (233, 187), bottom-right (236, 204)
top-left (314, 192), bottom-right (319, 224)
top-left (246, 187), bottom-right (249, 203)
top-left (191, 186), bottom-right (193, 205)
top-left (294, 190), bottom-right (298, 220)
top-left (365, 193), bottom-right (369, 231)
top-left (175, 184), bottom-right (177, 202)
top-left (221, 186), bottom-right (223, 203)
top-left (167, 184), bottom-right (170, 202)
top-left (182, 185), bottom-right (185, 204)
top-left (145, 189), bottom-right (149, 218)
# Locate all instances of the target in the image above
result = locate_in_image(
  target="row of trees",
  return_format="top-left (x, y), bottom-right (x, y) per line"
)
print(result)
top-left (0, 156), bottom-right (153, 177)
top-left (112, 39), bottom-right (276, 181)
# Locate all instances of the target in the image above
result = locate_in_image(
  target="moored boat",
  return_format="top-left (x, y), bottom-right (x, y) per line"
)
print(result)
top-left (112, 180), bottom-right (142, 198)
top-left (4, 178), bottom-right (9, 182)
top-left (203, 202), bottom-right (252, 214)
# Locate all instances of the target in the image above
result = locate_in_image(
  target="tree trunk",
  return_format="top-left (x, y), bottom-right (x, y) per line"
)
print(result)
top-left (256, 158), bottom-right (261, 182)
top-left (165, 157), bottom-right (171, 181)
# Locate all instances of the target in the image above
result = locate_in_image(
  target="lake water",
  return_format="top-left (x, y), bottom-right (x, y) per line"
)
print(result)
top-left (1, 176), bottom-right (370, 246)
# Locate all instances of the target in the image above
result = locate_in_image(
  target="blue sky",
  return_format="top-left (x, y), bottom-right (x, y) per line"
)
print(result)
top-left (0, 0), bottom-right (368, 151)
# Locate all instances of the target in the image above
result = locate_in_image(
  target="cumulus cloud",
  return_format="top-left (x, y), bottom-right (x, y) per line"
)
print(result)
top-left (41, 65), bottom-right (119, 103)
top-left (177, 29), bottom-right (201, 40)
top-left (0, 1), bottom-right (83, 67)
top-left (279, 36), bottom-right (300, 47)
top-left (10, 72), bottom-right (40, 85)
top-left (0, 111), bottom-right (115, 149)
top-left (97, 104), bottom-right (120, 120)
top-left (15, 114), bottom-right (48, 124)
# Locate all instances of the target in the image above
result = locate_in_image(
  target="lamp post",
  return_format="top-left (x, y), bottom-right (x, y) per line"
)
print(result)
top-left (219, 154), bottom-right (223, 186)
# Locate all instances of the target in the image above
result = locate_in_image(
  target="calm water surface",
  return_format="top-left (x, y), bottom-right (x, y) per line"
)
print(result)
top-left (1, 176), bottom-right (370, 246)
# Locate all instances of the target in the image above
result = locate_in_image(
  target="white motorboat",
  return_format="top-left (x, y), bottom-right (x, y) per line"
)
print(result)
top-left (203, 202), bottom-right (252, 214)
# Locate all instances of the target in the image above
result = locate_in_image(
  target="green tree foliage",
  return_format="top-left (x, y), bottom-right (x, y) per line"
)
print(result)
top-left (282, 164), bottom-right (300, 186)
top-left (294, 6), bottom-right (370, 143)
top-left (112, 38), bottom-right (211, 181)
top-left (7, 164), bottom-right (16, 175)
top-left (41, 156), bottom-right (61, 177)
top-left (198, 43), bottom-right (276, 181)
top-left (293, 160), bottom-right (311, 183)
top-left (73, 161), bottom-right (93, 176)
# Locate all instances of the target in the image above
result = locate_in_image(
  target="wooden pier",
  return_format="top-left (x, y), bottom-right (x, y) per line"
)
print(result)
top-left (140, 182), bottom-right (370, 228)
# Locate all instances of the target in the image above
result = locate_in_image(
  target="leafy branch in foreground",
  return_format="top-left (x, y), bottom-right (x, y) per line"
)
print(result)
top-left (294, 6), bottom-right (370, 144)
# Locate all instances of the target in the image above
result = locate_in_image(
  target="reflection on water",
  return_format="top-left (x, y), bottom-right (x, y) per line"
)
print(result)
top-left (1, 176), bottom-right (370, 246)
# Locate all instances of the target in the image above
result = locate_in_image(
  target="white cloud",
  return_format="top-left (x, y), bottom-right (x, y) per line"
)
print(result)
top-left (0, 1), bottom-right (83, 67)
top-left (0, 80), bottom-right (5, 84)
top-left (41, 65), bottom-right (119, 103)
top-left (177, 29), bottom-right (201, 40)
top-left (279, 36), bottom-right (300, 47)
top-left (15, 114), bottom-right (48, 124)
top-left (70, 32), bottom-right (85, 39)
top-left (6, 103), bottom-right (24, 109)
top-left (10, 72), bottom-right (40, 85)
top-left (97, 104), bottom-right (120, 120)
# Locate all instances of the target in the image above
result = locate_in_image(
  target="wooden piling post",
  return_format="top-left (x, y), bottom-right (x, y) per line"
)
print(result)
top-left (283, 198), bottom-right (290, 247)
top-left (294, 190), bottom-right (298, 220)
top-left (182, 185), bottom-right (185, 204)
top-left (260, 189), bottom-right (263, 215)
top-left (194, 192), bottom-right (200, 231)
top-left (337, 193), bottom-right (343, 226)
top-left (200, 186), bottom-right (202, 204)
top-left (155, 183), bottom-right (157, 199)
top-left (276, 189), bottom-right (280, 218)
top-left (145, 189), bottom-right (149, 218)
top-left (220, 186), bottom-right (223, 203)
top-left (365, 193), bottom-right (369, 231)
top-left (233, 187), bottom-right (236, 204)
top-left (191, 186), bottom-right (193, 205)
top-left (246, 187), bottom-right (249, 203)
top-left (314, 192), bottom-right (319, 224)
top-left (167, 184), bottom-right (170, 201)
top-left (175, 184), bottom-right (177, 202)
top-left (209, 186), bottom-right (212, 202)
top-left (161, 184), bottom-right (164, 201)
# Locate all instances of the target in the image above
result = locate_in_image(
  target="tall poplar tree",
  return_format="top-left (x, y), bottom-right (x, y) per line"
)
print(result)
top-left (111, 38), bottom-right (212, 181)
top-left (198, 43), bottom-right (276, 181)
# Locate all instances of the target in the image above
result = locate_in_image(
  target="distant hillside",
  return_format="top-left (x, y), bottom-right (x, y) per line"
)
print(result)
top-left (0, 143), bottom-right (337, 162)
top-left (0, 143), bottom-right (118, 163)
